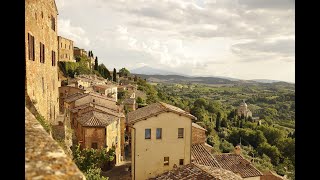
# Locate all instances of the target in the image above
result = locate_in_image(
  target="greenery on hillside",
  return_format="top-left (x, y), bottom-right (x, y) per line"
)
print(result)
top-left (58, 54), bottom-right (113, 80)
top-left (136, 79), bottom-right (295, 179)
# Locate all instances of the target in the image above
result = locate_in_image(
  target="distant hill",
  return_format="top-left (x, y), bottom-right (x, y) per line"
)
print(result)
top-left (131, 66), bottom-right (186, 76)
top-left (250, 79), bottom-right (281, 83)
top-left (134, 74), bottom-right (235, 84)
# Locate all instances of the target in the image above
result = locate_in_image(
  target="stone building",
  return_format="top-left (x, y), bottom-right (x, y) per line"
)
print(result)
top-left (93, 84), bottom-right (118, 101)
top-left (58, 36), bottom-right (75, 62)
top-left (123, 98), bottom-right (136, 112)
top-left (127, 102), bottom-right (197, 180)
top-left (25, 0), bottom-right (60, 124)
top-left (74, 109), bottom-right (122, 164)
top-left (58, 86), bottom-right (85, 113)
top-left (74, 47), bottom-right (87, 57)
top-left (237, 100), bottom-right (253, 118)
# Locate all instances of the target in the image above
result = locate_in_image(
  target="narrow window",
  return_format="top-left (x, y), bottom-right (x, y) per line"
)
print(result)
top-left (41, 11), bottom-right (43, 18)
top-left (42, 77), bottom-right (45, 94)
top-left (93, 99), bottom-right (95, 102)
top-left (28, 33), bottom-right (35, 61)
top-left (179, 159), bottom-right (184, 165)
top-left (91, 142), bottom-right (98, 149)
top-left (40, 42), bottom-right (45, 63)
top-left (65, 44), bottom-right (66, 49)
top-left (145, 129), bottom-right (151, 139)
top-left (156, 128), bottom-right (162, 139)
top-left (61, 43), bottom-right (62, 48)
top-left (178, 128), bottom-right (184, 138)
top-left (164, 157), bottom-right (169, 166)
top-left (51, 15), bottom-right (55, 31)
top-left (51, 51), bottom-right (56, 66)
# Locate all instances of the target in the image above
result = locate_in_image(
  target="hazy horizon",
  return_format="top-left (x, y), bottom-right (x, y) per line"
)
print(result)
top-left (56, 0), bottom-right (295, 83)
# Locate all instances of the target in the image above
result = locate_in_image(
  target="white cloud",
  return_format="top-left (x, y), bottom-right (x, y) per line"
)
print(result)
top-left (58, 19), bottom-right (90, 48)
top-left (56, 0), bottom-right (295, 82)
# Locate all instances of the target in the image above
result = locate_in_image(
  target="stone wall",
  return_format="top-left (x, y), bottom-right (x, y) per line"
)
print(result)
top-left (192, 126), bottom-right (206, 144)
top-left (25, 107), bottom-right (85, 179)
top-left (25, 0), bottom-right (60, 124)
top-left (84, 127), bottom-right (106, 149)
top-left (58, 36), bottom-right (75, 62)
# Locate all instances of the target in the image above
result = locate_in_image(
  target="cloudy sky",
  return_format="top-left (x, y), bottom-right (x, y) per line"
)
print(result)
top-left (56, 0), bottom-right (295, 83)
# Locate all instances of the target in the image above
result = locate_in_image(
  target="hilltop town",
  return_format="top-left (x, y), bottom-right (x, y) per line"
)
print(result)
top-left (25, 0), bottom-right (294, 180)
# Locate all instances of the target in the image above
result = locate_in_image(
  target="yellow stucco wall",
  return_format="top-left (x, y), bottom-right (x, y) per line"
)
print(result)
top-left (244, 176), bottom-right (261, 180)
top-left (107, 119), bottom-right (121, 165)
top-left (131, 112), bottom-right (192, 180)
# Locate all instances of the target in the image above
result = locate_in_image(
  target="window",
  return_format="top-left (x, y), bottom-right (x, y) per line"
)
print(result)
top-left (164, 157), bottom-right (169, 166)
top-left (51, 15), bottom-right (55, 31)
top-left (179, 159), bottom-right (184, 165)
top-left (40, 42), bottom-right (45, 63)
top-left (28, 33), bottom-right (35, 61)
top-left (41, 11), bottom-right (43, 18)
top-left (51, 51), bottom-right (56, 66)
top-left (69, 45), bottom-right (71, 49)
top-left (65, 44), bottom-right (66, 49)
top-left (61, 43), bottom-right (62, 48)
top-left (91, 142), bottom-right (98, 149)
top-left (93, 99), bottom-right (95, 102)
top-left (66, 54), bottom-right (68, 58)
top-left (42, 77), bottom-right (45, 94)
top-left (156, 128), bottom-right (162, 139)
top-left (145, 129), bottom-right (151, 139)
top-left (178, 128), bottom-right (184, 138)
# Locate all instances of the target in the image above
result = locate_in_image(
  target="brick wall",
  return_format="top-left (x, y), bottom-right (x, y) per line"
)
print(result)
top-left (192, 126), bottom-right (206, 144)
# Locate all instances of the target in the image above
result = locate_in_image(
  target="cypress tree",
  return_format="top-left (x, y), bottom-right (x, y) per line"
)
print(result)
top-left (94, 56), bottom-right (98, 70)
top-left (113, 68), bottom-right (117, 82)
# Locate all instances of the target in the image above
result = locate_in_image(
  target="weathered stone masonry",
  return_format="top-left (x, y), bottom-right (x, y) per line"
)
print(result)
top-left (25, 0), bottom-right (60, 124)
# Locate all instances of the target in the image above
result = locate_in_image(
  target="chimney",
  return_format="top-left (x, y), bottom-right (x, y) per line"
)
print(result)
top-left (234, 145), bottom-right (241, 155)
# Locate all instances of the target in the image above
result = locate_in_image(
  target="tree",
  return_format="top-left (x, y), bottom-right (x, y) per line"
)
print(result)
top-left (98, 64), bottom-right (111, 79)
top-left (119, 68), bottom-right (130, 77)
top-left (257, 142), bottom-right (281, 165)
top-left (220, 140), bottom-right (234, 153)
top-left (113, 68), bottom-right (117, 82)
top-left (215, 112), bottom-right (221, 131)
top-left (136, 97), bottom-right (143, 104)
top-left (94, 56), bottom-right (98, 70)
top-left (221, 118), bottom-right (228, 128)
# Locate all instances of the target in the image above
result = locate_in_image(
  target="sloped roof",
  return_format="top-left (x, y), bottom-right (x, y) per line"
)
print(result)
top-left (64, 93), bottom-right (88, 103)
top-left (149, 163), bottom-right (243, 180)
top-left (214, 153), bottom-right (263, 178)
top-left (76, 111), bottom-right (118, 127)
top-left (192, 122), bottom-right (207, 131)
top-left (127, 102), bottom-right (196, 124)
top-left (191, 144), bottom-right (221, 168)
top-left (70, 103), bottom-right (124, 117)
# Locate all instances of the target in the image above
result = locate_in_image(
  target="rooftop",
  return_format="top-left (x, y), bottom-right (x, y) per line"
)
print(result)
top-left (70, 103), bottom-right (124, 117)
top-left (127, 102), bottom-right (196, 124)
top-left (25, 107), bottom-right (85, 179)
top-left (77, 111), bottom-right (118, 127)
top-left (214, 153), bottom-right (263, 178)
top-left (192, 122), bottom-right (207, 131)
top-left (191, 144), bottom-right (221, 168)
top-left (149, 163), bottom-right (243, 180)
top-left (64, 93), bottom-right (88, 103)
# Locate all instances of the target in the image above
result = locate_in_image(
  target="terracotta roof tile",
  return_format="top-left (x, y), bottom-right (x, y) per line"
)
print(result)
top-left (149, 163), bottom-right (243, 180)
top-left (192, 122), bottom-right (207, 131)
top-left (191, 144), bottom-right (221, 168)
top-left (214, 154), bottom-right (263, 178)
top-left (127, 102), bottom-right (196, 124)
top-left (77, 111), bottom-right (118, 127)
top-left (64, 93), bottom-right (88, 103)
top-left (70, 103), bottom-right (124, 117)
